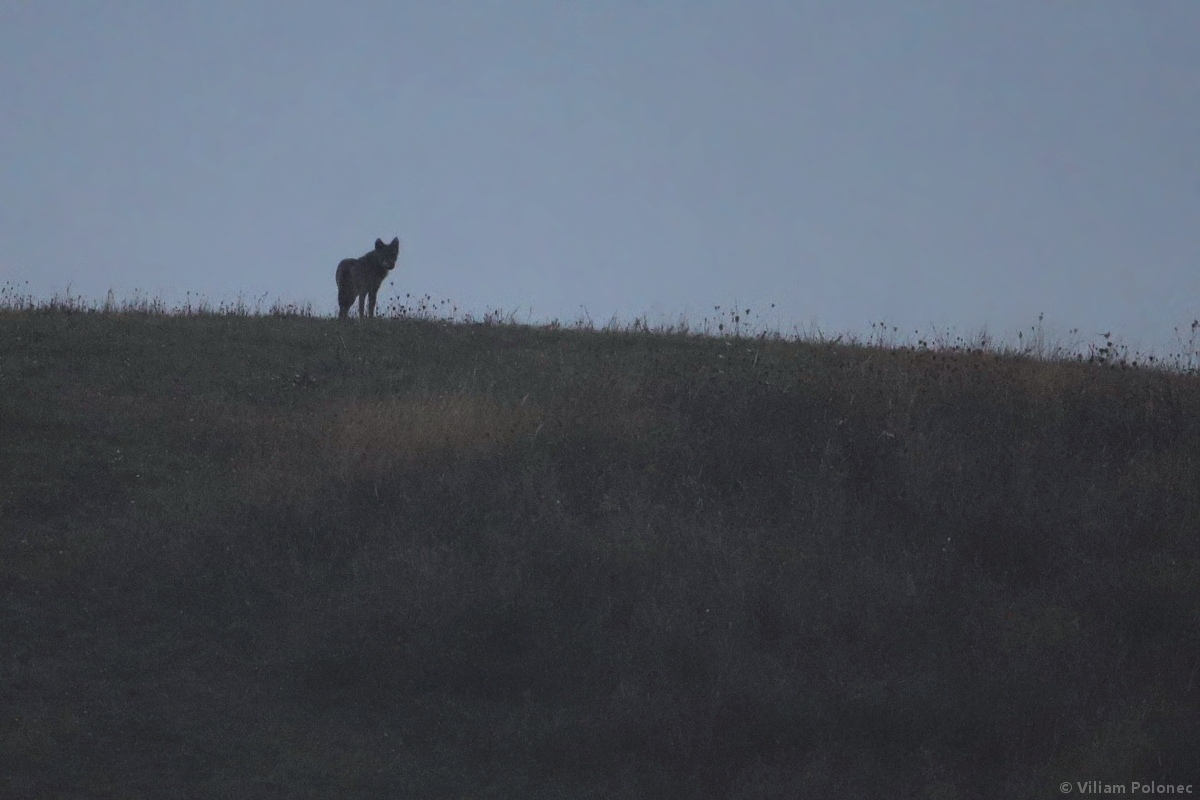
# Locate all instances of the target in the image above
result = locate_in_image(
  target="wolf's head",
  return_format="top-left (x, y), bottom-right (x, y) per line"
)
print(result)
top-left (374, 237), bottom-right (401, 271)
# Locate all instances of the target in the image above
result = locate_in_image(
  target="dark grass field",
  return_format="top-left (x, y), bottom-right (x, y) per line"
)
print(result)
top-left (3, 294), bottom-right (1199, 798)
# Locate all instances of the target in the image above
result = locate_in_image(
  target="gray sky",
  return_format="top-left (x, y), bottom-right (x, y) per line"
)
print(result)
top-left (2, 2), bottom-right (1197, 354)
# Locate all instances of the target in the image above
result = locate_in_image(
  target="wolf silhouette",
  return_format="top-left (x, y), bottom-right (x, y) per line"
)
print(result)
top-left (336, 237), bottom-right (400, 320)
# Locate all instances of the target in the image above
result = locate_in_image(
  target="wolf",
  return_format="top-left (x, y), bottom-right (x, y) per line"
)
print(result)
top-left (336, 237), bottom-right (401, 320)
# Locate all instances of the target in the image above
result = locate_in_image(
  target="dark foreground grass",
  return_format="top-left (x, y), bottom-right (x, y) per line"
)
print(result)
top-left (2, 301), bottom-right (1199, 798)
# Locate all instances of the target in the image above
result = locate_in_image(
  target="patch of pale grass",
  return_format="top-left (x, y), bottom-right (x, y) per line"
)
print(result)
top-left (330, 392), bottom-right (543, 479)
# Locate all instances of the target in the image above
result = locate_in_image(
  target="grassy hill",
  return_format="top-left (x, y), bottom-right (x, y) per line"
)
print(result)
top-left (2, 297), bottom-right (1198, 798)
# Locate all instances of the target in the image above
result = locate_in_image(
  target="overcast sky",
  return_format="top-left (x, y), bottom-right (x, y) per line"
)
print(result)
top-left (2, 2), bottom-right (1197, 354)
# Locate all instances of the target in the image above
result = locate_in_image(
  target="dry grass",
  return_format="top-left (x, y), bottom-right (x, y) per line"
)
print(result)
top-left (329, 392), bottom-right (543, 478)
top-left (3, 293), bottom-right (1199, 799)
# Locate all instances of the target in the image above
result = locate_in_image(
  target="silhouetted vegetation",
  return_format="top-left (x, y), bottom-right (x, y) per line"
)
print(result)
top-left (3, 287), bottom-right (1198, 798)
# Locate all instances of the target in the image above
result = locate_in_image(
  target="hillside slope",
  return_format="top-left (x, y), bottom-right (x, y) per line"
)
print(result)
top-left (3, 309), bottom-right (1198, 798)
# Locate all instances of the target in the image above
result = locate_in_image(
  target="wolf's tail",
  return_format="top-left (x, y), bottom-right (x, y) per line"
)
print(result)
top-left (335, 261), bottom-right (355, 307)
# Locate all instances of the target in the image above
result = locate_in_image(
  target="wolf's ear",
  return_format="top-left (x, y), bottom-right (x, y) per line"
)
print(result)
top-left (375, 238), bottom-right (386, 249)
top-left (390, 237), bottom-right (400, 249)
